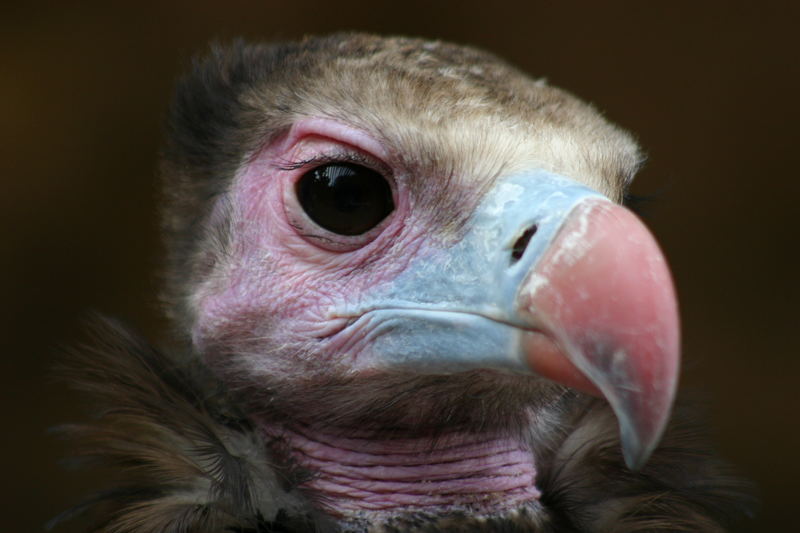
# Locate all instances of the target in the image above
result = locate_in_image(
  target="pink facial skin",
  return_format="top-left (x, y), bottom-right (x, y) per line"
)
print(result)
top-left (191, 118), bottom-right (429, 379)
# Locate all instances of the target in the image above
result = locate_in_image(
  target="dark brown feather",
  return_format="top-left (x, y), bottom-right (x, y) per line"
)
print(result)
top-left (53, 319), bottom-right (322, 533)
top-left (55, 320), bottom-right (752, 532)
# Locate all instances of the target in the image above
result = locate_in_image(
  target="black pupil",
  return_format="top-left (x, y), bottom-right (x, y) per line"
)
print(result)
top-left (295, 163), bottom-right (394, 236)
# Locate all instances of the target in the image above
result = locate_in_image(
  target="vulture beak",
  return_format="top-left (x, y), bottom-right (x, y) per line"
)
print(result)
top-left (351, 171), bottom-right (680, 470)
top-left (515, 196), bottom-right (680, 469)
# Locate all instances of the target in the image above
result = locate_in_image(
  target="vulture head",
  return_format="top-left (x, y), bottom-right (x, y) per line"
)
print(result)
top-left (62, 33), bottom-right (749, 533)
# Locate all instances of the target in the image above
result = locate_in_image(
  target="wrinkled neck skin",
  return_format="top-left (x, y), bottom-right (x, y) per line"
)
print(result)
top-left (260, 423), bottom-right (542, 528)
top-left (262, 422), bottom-right (540, 519)
top-left (248, 372), bottom-right (568, 528)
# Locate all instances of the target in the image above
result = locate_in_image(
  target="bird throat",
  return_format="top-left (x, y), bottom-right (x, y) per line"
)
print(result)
top-left (260, 422), bottom-right (541, 521)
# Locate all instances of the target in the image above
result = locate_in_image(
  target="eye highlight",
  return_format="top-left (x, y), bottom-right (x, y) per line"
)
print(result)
top-left (295, 163), bottom-right (394, 236)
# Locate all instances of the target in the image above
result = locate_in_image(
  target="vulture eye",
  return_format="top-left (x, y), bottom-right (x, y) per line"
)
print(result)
top-left (295, 163), bottom-right (394, 236)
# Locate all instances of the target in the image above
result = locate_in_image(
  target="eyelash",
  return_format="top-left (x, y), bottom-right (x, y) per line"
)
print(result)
top-left (276, 151), bottom-right (377, 172)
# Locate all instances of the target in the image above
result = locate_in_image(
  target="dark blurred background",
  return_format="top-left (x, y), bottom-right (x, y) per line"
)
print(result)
top-left (3, 2), bottom-right (797, 531)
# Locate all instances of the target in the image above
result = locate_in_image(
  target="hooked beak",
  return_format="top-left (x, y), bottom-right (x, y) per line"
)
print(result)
top-left (516, 198), bottom-right (680, 469)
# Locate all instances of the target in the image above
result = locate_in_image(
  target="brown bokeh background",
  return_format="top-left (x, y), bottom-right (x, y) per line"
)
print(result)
top-left (3, 2), bottom-right (797, 531)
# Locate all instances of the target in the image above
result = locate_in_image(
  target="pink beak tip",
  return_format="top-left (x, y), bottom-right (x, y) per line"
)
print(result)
top-left (519, 198), bottom-right (681, 469)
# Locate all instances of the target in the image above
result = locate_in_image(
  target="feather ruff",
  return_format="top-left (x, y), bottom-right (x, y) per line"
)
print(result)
top-left (54, 320), bottom-right (753, 532)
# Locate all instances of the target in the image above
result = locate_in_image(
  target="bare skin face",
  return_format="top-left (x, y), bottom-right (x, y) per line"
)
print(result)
top-left (192, 119), bottom-right (427, 379)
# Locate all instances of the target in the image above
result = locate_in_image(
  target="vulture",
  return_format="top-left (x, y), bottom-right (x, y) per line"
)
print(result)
top-left (58, 34), bottom-right (752, 532)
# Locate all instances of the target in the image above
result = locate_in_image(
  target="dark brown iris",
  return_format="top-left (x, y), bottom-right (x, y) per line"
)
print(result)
top-left (296, 163), bottom-right (394, 235)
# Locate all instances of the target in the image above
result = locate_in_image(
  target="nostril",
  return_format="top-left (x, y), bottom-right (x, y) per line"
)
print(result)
top-left (510, 225), bottom-right (538, 264)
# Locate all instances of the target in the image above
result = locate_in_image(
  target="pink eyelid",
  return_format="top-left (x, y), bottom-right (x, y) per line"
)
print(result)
top-left (282, 118), bottom-right (392, 162)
